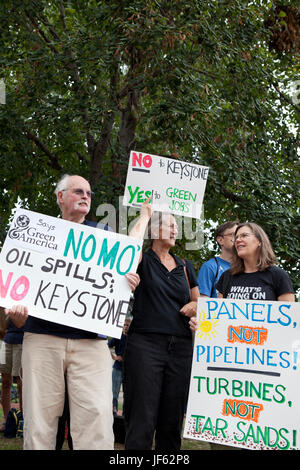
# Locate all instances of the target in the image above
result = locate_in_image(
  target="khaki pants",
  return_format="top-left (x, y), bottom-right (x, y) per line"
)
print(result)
top-left (0, 343), bottom-right (22, 376)
top-left (22, 332), bottom-right (114, 450)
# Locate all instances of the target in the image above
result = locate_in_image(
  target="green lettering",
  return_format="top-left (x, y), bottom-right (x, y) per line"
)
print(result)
top-left (215, 418), bottom-right (228, 438)
top-left (81, 234), bottom-right (96, 262)
top-left (207, 377), bottom-right (217, 395)
top-left (128, 185), bottom-right (139, 203)
top-left (262, 383), bottom-right (273, 401)
top-left (63, 229), bottom-right (84, 259)
top-left (234, 421), bottom-right (247, 442)
top-left (202, 417), bottom-right (214, 435)
top-left (249, 381), bottom-right (262, 399)
top-left (277, 428), bottom-right (290, 450)
top-left (137, 190), bottom-right (144, 203)
top-left (218, 378), bottom-right (230, 395)
top-left (191, 414), bottom-right (205, 433)
top-left (116, 245), bottom-right (135, 275)
top-left (97, 239), bottom-right (120, 269)
top-left (267, 426), bottom-right (280, 448)
top-left (193, 376), bottom-right (205, 393)
top-left (273, 384), bottom-right (286, 404)
top-left (256, 424), bottom-right (268, 445)
top-left (232, 380), bottom-right (244, 397)
top-left (190, 191), bottom-right (197, 202)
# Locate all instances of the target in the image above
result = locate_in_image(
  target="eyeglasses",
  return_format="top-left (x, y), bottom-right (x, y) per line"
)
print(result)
top-left (222, 232), bottom-right (235, 238)
top-left (62, 188), bottom-right (95, 198)
top-left (234, 232), bottom-right (252, 241)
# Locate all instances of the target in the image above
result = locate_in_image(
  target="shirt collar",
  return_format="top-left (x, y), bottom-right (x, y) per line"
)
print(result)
top-left (148, 248), bottom-right (185, 267)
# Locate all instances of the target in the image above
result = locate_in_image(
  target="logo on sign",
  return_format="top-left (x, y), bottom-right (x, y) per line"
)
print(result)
top-left (8, 215), bottom-right (31, 239)
top-left (8, 214), bottom-right (58, 250)
top-left (131, 152), bottom-right (152, 173)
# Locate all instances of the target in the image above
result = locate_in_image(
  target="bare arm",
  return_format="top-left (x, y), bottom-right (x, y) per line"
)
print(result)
top-left (129, 197), bottom-right (153, 240)
top-left (129, 197), bottom-right (153, 264)
top-left (0, 307), bottom-right (10, 338)
top-left (277, 293), bottom-right (295, 302)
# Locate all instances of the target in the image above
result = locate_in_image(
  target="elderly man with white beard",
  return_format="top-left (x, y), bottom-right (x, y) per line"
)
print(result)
top-left (5, 174), bottom-right (140, 450)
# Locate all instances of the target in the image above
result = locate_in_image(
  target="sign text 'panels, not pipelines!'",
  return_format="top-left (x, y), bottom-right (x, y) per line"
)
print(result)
top-left (184, 298), bottom-right (300, 450)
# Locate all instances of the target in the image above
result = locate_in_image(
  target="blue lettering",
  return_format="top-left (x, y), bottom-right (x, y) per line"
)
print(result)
top-left (266, 349), bottom-right (277, 367)
top-left (279, 351), bottom-right (291, 368)
top-left (252, 303), bottom-right (266, 322)
top-left (231, 302), bottom-right (249, 320)
top-left (206, 300), bottom-right (218, 319)
top-left (278, 304), bottom-right (292, 327)
top-left (216, 301), bottom-right (232, 319)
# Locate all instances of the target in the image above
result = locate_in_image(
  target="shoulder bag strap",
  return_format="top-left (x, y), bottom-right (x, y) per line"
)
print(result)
top-left (182, 259), bottom-right (191, 300)
top-left (210, 257), bottom-right (219, 297)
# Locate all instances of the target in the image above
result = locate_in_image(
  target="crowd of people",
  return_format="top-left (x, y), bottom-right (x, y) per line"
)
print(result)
top-left (0, 173), bottom-right (295, 450)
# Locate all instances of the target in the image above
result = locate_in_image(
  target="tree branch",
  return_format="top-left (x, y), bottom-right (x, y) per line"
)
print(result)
top-left (25, 129), bottom-right (61, 170)
top-left (59, 0), bottom-right (67, 31)
top-left (272, 82), bottom-right (300, 113)
top-left (24, 10), bottom-right (59, 54)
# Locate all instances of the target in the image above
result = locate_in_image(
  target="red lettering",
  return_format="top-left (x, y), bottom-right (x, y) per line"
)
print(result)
top-left (10, 276), bottom-right (30, 301)
top-left (132, 152), bottom-right (152, 168)
top-left (0, 270), bottom-right (13, 298)
top-left (132, 152), bottom-right (143, 167)
top-left (0, 270), bottom-right (29, 301)
top-left (143, 155), bottom-right (152, 168)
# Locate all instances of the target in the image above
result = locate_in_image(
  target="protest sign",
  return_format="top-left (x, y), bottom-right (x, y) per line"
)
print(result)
top-left (0, 209), bottom-right (142, 338)
top-left (184, 298), bottom-right (300, 450)
top-left (123, 151), bottom-right (209, 219)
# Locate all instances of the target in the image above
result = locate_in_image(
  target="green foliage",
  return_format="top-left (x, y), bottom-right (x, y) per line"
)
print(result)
top-left (0, 0), bottom-right (299, 288)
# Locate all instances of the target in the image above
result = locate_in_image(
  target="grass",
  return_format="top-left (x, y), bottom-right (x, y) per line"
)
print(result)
top-left (0, 406), bottom-right (230, 451)
top-left (0, 408), bottom-right (23, 450)
top-left (0, 389), bottom-right (231, 450)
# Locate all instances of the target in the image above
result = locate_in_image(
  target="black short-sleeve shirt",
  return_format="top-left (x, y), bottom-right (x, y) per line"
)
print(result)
top-left (129, 249), bottom-right (198, 338)
top-left (216, 265), bottom-right (294, 301)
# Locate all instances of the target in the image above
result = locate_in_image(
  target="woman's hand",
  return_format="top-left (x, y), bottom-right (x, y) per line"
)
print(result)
top-left (125, 272), bottom-right (140, 291)
top-left (180, 301), bottom-right (197, 318)
top-left (189, 316), bottom-right (198, 332)
top-left (129, 196), bottom-right (153, 240)
top-left (5, 305), bottom-right (28, 328)
top-left (140, 196), bottom-right (153, 220)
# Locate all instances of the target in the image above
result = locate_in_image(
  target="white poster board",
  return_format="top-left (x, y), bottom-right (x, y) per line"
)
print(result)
top-left (0, 209), bottom-right (142, 338)
top-left (184, 298), bottom-right (300, 450)
top-left (123, 151), bottom-right (209, 219)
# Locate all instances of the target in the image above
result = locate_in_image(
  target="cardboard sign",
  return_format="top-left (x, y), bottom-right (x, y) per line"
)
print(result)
top-left (184, 298), bottom-right (300, 450)
top-left (123, 151), bottom-right (209, 219)
top-left (0, 209), bottom-right (142, 338)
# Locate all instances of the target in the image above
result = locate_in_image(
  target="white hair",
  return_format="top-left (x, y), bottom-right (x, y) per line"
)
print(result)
top-left (54, 174), bottom-right (71, 208)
